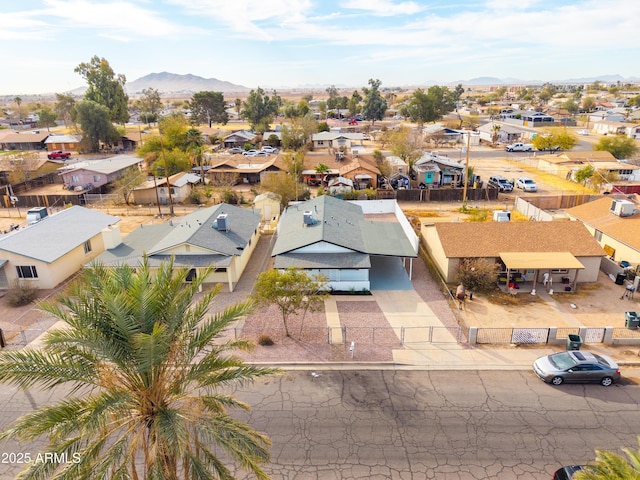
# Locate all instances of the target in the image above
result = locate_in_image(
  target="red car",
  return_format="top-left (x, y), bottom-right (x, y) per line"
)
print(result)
top-left (47, 151), bottom-right (71, 160)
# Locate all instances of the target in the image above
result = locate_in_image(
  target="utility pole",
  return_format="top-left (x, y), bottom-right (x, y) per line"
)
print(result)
top-left (462, 131), bottom-right (471, 209)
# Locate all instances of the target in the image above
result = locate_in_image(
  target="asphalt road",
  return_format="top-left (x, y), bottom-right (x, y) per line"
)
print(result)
top-left (1, 370), bottom-right (639, 479)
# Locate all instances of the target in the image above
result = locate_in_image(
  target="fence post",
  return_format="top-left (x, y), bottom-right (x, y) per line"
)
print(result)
top-left (0, 328), bottom-right (5, 348)
top-left (468, 327), bottom-right (478, 345)
top-left (400, 327), bottom-right (404, 345)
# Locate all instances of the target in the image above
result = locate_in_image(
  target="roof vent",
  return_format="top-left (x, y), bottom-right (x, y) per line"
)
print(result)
top-left (213, 213), bottom-right (229, 231)
top-left (610, 199), bottom-right (635, 217)
top-left (303, 210), bottom-right (318, 225)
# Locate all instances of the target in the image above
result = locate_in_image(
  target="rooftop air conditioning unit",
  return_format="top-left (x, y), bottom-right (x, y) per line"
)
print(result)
top-left (610, 199), bottom-right (635, 217)
top-left (214, 213), bottom-right (229, 231)
top-left (303, 210), bottom-right (318, 225)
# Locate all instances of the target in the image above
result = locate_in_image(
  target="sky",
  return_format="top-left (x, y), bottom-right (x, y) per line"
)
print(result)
top-left (1, 0), bottom-right (639, 95)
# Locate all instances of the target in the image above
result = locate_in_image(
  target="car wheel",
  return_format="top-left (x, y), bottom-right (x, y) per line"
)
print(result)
top-left (601, 377), bottom-right (614, 387)
top-left (551, 376), bottom-right (564, 386)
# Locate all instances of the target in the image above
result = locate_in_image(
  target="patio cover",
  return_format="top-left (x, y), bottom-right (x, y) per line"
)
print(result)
top-left (499, 252), bottom-right (585, 270)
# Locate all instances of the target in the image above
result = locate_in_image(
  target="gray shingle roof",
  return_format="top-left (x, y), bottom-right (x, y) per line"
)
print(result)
top-left (96, 204), bottom-right (261, 268)
top-left (274, 252), bottom-right (370, 269)
top-left (273, 196), bottom-right (366, 255)
top-left (0, 206), bottom-right (120, 263)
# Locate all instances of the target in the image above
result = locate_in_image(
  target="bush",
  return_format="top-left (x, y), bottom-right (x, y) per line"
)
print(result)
top-left (6, 280), bottom-right (38, 307)
top-left (456, 258), bottom-right (500, 292)
top-left (258, 335), bottom-right (274, 346)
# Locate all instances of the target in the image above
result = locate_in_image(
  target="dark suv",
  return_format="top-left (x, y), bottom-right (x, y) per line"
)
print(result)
top-left (488, 175), bottom-right (513, 192)
top-left (553, 465), bottom-right (585, 479)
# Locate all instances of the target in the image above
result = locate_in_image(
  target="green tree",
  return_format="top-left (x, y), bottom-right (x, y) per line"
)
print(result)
top-left (136, 87), bottom-right (163, 125)
top-left (325, 85), bottom-right (339, 110)
top-left (574, 164), bottom-right (595, 185)
top-left (347, 90), bottom-right (362, 118)
top-left (582, 96), bottom-right (597, 112)
top-left (75, 55), bottom-right (129, 124)
top-left (574, 436), bottom-right (640, 479)
top-left (0, 259), bottom-right (279, 479)
top-left (242, 87), bottom-right (279, 131)
top-left (74, 100), bottom-right (120, 152)
top-left (531, 127), bottom-right (578, 152)
top-left (491, 124), bottom-right (501, 145)
top-left (152, 148), bottom-right (191, 177)
top-left (260, 171), bottom-right (302, 207)
top-left (388, 126), bottom-right (423, 176)
top-left (189, 91), bottom-right (229, 127)
top-left (594, 135), bottom-right (639, 159)
top-left (361, 79), bottom-right (387, 125)
top-left (253, 267), bottom-right (329, 337)
top-left (54, 93), bottom-right (76, 127)
top-left (37, 107), bottom-right (57, 132)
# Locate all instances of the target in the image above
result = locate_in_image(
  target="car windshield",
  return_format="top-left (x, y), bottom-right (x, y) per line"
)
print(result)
top-left (524, 180), bottom-right (534, 184)
top-left (549, 352), bottom-right (578, 370)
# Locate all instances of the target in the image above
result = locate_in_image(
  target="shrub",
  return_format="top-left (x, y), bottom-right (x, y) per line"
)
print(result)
top-left (456, 258), bottom-right (500, 292)
top-left (6, 280), bottom-right (38, 307)
top-left (258, 335), bottom-right (274, 346)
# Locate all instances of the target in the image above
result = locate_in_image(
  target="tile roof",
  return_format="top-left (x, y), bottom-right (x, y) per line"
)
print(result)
top-left (565, 197), bottom-right (640, 250)
top-left (0, 206), bottom-right (120, 263)
top-left (433, 221), bottom-right (605, 258)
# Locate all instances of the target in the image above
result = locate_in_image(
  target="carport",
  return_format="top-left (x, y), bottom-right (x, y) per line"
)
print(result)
top-left (499, 251), bottom-right (585, 294)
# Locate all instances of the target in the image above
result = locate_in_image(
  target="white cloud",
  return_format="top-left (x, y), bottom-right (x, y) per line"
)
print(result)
top-left (341, 0), bottom-right (424, 16)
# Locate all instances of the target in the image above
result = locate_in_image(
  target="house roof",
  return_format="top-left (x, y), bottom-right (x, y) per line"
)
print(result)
top-left (273, 196), bottom-right (416, 260)
top-left (433, 221), bottom-right (605, 258)
top-left (134, 172), bottom-right (201, 191)
top-left (44, 134), bottom-right (82, 144)
top-left (223, 130), bottom-right (256, 142)
top-left (500, 251), bottom-right (585, 270)
top-left (312, 132), bottom-right (365, 141)
top-left (60, 155), bottom-right (143, 176)
top-left (0, 132), bottom-right (49, 144)
top-left (565, 196), bottom-right (640, 250)
top-left (96, 203), bottom-right (261, 267)
top-left (0, 206), bottom-right (120, 263)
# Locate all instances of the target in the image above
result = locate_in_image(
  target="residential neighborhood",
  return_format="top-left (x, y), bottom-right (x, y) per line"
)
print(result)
top-left (2, 40), bottom-right (640, 480)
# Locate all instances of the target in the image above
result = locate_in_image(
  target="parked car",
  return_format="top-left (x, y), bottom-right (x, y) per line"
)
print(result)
top-left (533, 351), bottom-right (620, 386)
top-left (242, 149), bottom-right (259, 156)
top-left (228, 147), bottom-right (244, 154)
top-left (488, 175), bottom-right (513, 192)
top-left (505, 143), bottom-right (534, 152)
top-left (253, 151), bottom-right (268, 156)
top-left (553, 465), bottom-right (585, 479)
top-left (261, 146), bottom-right (278, 154)
top-left (47, 150), bottom-right (71, 160)
top-left (576, 129), bottom-right (589, 136)
top-left (515, 177), bottom-right (538, 192)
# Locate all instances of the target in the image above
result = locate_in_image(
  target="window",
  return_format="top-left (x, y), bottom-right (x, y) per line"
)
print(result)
top-left (83, 240), bottom-right (92, 254)
top-left (551, 269), bottom-right (568, 274)
top-left (93, 175), bottom-right (101, 182)
top-left (71, 175), bottom-right (79, 183)
top-left (16, 265), bottom-right (38, 279)
top-left (594, 229), bottom-right (603, 242)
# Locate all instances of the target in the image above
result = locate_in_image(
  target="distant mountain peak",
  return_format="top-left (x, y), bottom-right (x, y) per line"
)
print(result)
top-left (125, 72), bottom-right (249, 95)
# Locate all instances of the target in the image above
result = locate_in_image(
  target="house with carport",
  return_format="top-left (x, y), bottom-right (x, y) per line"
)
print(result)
top-left (422, 221), bottom-right (605, 292)
top-left (0, 206), bottom-right (119, 290)
top-left (94, 203), bottom-right (261, 292)
top-left (131, 172), bottom-right (201, 205)
top-left (272, 196), bottom-right (418, 291)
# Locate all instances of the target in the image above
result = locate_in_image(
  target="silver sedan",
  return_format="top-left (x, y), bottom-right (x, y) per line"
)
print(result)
top-left (533, 351), bottom-right (620, 386)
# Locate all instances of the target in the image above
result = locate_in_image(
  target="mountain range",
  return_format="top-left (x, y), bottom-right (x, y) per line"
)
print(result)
top-left (125, 72), bottom-right (249, 95)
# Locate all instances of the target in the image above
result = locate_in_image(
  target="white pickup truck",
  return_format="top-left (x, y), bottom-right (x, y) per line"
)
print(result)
top-left (505, 142), bottom-right (534, 152)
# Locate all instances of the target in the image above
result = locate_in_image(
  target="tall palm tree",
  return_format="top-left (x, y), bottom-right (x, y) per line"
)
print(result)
top-left (0, 258), bottom-right (280, 480)
top-left (574, 436), bottom-right (640, 479)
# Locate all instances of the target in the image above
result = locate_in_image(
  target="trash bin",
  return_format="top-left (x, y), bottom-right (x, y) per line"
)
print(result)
top-left (615, 273), bottom-right (626, 285)
top-left (567, 334), bottom-right (583, 350)
top-left (625, 312), bottom-right (640, 328)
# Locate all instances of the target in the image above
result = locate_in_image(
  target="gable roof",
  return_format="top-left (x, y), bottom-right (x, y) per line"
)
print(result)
top-left (44, 134), bottom-right (82, 144)
top-left (95, 203), bottom-right (261, 268)
top-left (60, 155), bottom-right (143, 175)
top-left (0, 131), bottom-right (49, 144)
top-left (565, 197), bottom-right (640, 250)
top-left (273, 196), bottom-right (416, 259)
top-left (312, 132), bottom-right (365, 141)
top-left (433, 221), bottom-right (605, 258)
top-left (0, 206), bottom-right (119, 263)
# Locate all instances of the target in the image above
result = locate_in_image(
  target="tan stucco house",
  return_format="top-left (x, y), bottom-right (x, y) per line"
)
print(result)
top-left (0, 206), bottom-right (120, 289)
top-left (422, 221), bottom-right (605, 287)
top-left (94, 203), bottom-right (261, 292)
